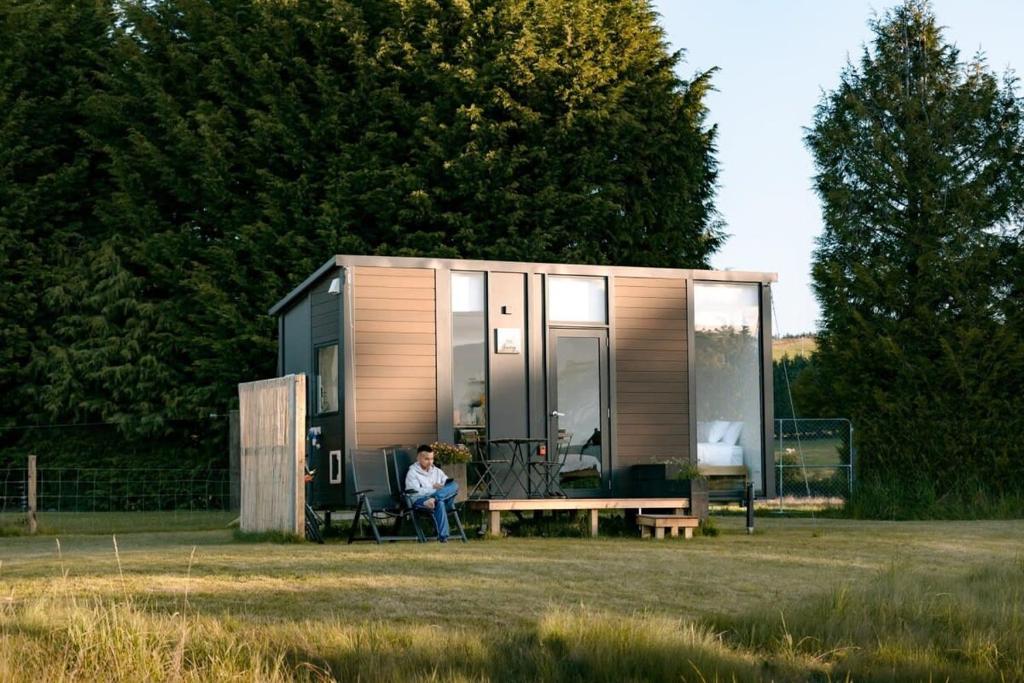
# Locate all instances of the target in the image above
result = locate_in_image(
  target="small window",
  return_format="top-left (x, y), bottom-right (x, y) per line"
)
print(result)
top-left (316, 344), bottom-right (339, 414)
top-left (452, 272), bottom-right (487, 440)
top-left (548, 276), bottom-right (607, 323)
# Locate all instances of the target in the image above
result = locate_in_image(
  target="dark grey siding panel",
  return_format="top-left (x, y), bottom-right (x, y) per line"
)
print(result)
top-left (282, 296), bottom-right (311, 378)
top-left (487, 272), bottom-right (529, 439)
top-left (311, 274), bottom-right (340, 344)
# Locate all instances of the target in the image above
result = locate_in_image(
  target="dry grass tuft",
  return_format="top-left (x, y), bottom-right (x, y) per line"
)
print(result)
top-left (0, 517), bottom-right (1021, 681)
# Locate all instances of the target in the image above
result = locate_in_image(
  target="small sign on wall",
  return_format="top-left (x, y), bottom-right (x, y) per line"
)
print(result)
top-left (495, 328), bottom-right (522, 354)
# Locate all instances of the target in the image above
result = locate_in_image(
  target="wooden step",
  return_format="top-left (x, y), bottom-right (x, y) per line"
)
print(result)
top-left (636, 514), bottom-right (700, 539)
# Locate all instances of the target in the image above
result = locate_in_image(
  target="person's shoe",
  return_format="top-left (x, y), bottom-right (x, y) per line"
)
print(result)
top-left (438, 537), bottom-right (449, 543)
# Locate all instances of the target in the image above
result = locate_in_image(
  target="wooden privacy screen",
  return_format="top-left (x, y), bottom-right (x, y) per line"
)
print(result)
top-left (238, 374), bottom-right (306, 534)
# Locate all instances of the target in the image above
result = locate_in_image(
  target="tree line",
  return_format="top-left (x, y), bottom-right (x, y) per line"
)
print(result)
top-left (804, 1), bottom-right (1024, 513)
top-left (0, 0), bottom-right (720, 451)
top-left (3, 0), bottom-right (1022, 513)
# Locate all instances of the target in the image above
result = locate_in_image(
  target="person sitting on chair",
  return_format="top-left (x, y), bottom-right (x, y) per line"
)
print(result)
top-left (405, 444), bottom-right (459, 542)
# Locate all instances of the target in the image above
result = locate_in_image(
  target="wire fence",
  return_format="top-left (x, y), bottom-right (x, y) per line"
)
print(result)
top-left (773, 418), bottom-right (854, 503)
top-left (0, 418), bottom-right (238, 534)
top-left (0, 467), bottom-right (237, 535)
top-left (0, 467), bottom-right (232, 513)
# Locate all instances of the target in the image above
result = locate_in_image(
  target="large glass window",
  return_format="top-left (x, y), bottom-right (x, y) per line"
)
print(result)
top-left (316, 344), bottom-right (339, 414)
top-left (548, 276), bottom-right (607, 323)
top-left (452, 272), bottom-right (487, 448)
top-left (694, 283), bottom-right (763, 492)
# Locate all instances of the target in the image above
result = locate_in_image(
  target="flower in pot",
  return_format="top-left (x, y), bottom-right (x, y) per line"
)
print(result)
top-left (430, 441), bottom-right (472, 466)
top-left (430, 442), bottom-right (471, 503)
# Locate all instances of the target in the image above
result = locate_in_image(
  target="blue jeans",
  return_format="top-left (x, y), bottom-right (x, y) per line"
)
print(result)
top-left (413, 481), bottom-right (459, 540)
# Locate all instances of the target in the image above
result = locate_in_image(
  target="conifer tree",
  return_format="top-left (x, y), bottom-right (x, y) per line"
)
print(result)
top-left (806, 0), bottom-right (1024, 500)
top-left (2, 0), bottom-right (723, 449)
top-left (0, 0), bottom-right (117, 427)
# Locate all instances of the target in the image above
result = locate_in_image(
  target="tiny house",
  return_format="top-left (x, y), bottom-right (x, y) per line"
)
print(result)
top-left (269, 255), bottom-right (777, 508)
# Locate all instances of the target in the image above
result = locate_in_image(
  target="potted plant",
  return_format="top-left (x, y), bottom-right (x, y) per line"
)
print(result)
top-left (430, 441), bottom-right (471, 503)
top-left (667, 460), bottom-right (709, 521)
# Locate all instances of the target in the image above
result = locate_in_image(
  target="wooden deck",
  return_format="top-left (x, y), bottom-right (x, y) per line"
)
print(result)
top-left (467, 497), bottom-right (691, 537)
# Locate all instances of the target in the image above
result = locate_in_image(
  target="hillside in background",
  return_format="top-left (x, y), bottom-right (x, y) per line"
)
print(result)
top-left (773, 335), bottom-right (817, 361)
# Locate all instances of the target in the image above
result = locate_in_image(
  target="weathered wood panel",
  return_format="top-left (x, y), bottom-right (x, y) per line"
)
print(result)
top-left (614, 277), bottom-right (689, 468)
top-left (239, 375), bottom-right (305, 535)
top-left (354, 266), bottom-right (438, 448)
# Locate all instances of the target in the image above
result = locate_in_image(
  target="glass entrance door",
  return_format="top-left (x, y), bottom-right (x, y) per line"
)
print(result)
top-left (548, 329), bottom-right (609, 494)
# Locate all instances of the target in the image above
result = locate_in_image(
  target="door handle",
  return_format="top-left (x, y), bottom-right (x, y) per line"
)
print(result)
top-left (550, 410), bottom-right (565, 418)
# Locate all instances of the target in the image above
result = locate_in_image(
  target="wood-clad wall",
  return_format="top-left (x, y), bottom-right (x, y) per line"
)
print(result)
top-left (614, 277), bottom-right (689, 465)
top-left (352, 266), bottom-right (438, 447)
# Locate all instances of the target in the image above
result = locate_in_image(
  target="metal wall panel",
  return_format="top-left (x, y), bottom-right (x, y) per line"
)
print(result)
top-left (487, 272), bottom-right (529, 439)
top-left (282, 296), bottom-right (311, 378)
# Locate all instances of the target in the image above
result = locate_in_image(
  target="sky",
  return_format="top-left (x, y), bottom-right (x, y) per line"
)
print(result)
top-left (650, 1), bottom-right (1024, 335)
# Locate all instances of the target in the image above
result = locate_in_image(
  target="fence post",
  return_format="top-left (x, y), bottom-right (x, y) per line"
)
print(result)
top-left (848, 421), bottom-right (855, 496)
top-left (229, 409), bottom-right (241, 511)
top-left (27, 454), bottom-right (37, 534)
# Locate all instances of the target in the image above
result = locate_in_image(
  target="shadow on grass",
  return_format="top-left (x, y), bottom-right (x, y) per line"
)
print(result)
top-left (232, 529), bottom-right (305, 544)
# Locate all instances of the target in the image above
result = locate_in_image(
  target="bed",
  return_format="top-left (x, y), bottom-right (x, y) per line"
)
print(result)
top-left (696, 420), bottom-right (745, 467)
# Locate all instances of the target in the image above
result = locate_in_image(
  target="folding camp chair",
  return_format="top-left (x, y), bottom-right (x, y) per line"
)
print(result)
top-left (305, 503), bottom-right (324, 544)
top-left (347, 448), bottom-right (423, 544)
top-left (389, 446), bottom-right (468, 543)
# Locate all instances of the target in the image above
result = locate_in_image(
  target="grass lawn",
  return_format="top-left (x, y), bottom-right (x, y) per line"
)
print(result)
top-left (0, 510), bottom-right (237, 536)
top-left (774, 437), bottom-right (847, 467)
top-left (1, 515), bottom-right (1022, 681)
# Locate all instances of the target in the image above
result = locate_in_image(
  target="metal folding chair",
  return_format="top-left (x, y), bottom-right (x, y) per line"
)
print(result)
top-left (468, 439), bottom-right (512, 499)
top-left (347, 448), bottom-right (423, 544)
top-left (388, 446), bottom-right (467, 543)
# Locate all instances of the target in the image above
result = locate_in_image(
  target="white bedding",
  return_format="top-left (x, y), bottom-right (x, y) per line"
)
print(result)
top-left (697, 442), bottom-right (743, 467)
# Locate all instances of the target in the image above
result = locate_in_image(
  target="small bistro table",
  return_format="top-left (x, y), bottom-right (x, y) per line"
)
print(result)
top-left (487, 437), bottom-right (556, 499)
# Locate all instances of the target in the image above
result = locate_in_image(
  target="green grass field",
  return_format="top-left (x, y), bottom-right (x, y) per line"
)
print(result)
top-left (0, 510), bottom-right (237, 536)
top-left (2, 515), bottom-right (1022, 681)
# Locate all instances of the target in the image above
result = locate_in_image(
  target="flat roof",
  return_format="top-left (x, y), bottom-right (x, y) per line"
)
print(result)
top-left (269, 254), bottom-right (778, 315)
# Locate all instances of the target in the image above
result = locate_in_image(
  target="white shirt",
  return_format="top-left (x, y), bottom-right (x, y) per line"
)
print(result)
top-left (405, 462), bottom-right (447, 499)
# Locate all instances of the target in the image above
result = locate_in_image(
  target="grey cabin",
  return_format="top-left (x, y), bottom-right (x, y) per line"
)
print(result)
top-left (269, 254), bottom-right (777, 509)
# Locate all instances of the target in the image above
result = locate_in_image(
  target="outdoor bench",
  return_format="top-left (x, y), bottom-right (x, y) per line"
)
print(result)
top-left (636, 513), bottom-right (700, 539)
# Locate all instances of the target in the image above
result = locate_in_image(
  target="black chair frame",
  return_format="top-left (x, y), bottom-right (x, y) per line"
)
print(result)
top-left (347, 448), bottom-right (423, 544)
top-left (389, 446), bottom-right (468, 543)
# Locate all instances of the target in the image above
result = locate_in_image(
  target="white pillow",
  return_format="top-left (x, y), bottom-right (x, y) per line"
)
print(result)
top-left (722, 421), bottom-right (744, 446)
top-left (706, 420), bottom-right (730, 444)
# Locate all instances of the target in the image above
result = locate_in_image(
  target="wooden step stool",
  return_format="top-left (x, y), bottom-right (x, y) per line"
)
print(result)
top-left (636, 514), bottom-right (699, 539)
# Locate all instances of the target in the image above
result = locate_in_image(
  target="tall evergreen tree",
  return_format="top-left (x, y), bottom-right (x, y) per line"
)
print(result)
top-left (806, 0), bottom-right (1024, 499)
top-left (2, 0), bottom-right (722, 450)
top-left (0, 0), bottom-right (117, 427)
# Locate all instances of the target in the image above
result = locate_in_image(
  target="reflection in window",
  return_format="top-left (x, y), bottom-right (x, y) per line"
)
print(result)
top-left (452, 272), bottom-right (486, 449)
top-left (555, 336), bottom-right (603, 489)
top-left (694, 283), bottom-right (763, 492)
top-left (316, 344), bottom-right (339, 414)
top-left (548, 276), bottom-right (607, 323)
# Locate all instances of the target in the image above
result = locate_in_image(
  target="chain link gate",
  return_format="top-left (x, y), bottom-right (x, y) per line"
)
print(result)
top-left (774, 418), bottom-right (854, 500)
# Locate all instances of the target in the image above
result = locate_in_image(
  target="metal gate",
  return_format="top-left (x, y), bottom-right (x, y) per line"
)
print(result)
top-left (774, 418), bottom-right (854, 499)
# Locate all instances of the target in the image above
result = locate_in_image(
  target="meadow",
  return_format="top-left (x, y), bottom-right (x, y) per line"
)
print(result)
top-left (1, 515), bottom-right (1021, 682)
